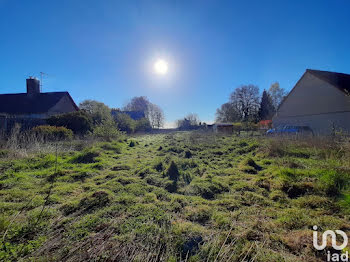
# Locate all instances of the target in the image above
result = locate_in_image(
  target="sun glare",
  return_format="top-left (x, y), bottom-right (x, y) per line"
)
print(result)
top-left (154, 59), bottom-right (168, 75)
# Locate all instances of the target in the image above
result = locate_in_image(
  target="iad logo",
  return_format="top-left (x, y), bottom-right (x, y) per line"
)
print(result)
top-left (313, 225), bottom-right (348, 250)
top-left (313, 225), bottom-right (349, 262)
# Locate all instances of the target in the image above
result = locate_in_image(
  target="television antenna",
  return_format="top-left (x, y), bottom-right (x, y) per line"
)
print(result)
top-left (39, 72), bottom-right (48, 92)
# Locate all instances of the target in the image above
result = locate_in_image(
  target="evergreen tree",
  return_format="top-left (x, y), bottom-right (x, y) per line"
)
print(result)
top-left (258, 90), bottom-right (275, 120)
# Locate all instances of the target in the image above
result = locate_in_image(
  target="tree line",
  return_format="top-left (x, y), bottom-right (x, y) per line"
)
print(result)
top-left (47, 96), bottom-right (165, 138)
top-left (215, 82), bottom-right (286, 123)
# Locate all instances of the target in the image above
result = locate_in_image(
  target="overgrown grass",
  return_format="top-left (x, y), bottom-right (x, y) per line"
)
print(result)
top-left (0, 132), bottom-right (350, 261)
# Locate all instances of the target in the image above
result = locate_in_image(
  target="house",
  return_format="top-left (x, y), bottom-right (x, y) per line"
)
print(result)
top-left (111, 110), bottom-right (146, 120)
top-left (0, 78), bottom-right (79, 130)
top-left (213, 123), bottom-right (233, 133)
top-left (121, 111), bottom-right (145, 120)
top-left (273, 69), bottom-right (350, 135)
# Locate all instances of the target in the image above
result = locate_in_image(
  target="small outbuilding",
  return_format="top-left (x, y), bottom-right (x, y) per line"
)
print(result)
top-left (213, 123), bottom-right (233, 133)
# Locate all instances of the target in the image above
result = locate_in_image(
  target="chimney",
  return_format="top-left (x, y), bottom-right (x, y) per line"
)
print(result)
top-left (26, 77), bottom-right (40, 94)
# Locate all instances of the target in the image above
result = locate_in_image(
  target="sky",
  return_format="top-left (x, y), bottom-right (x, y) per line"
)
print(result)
top-left (1, 0), bottom-right (350, 127)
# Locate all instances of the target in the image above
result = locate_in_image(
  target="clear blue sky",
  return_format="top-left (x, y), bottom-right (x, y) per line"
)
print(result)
top-left (1, 0), bottom-right (350, 126)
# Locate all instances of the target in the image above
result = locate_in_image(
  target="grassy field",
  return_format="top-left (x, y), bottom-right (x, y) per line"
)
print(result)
top-left (0, 132), bottom-right (350, 261)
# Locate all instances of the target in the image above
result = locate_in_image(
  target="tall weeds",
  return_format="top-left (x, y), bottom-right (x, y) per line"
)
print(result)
top-left (1, 124), bottom-right (94, 157)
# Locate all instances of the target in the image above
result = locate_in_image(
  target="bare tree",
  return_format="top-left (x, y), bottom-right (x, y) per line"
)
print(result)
top-left (176, 113), bottom-right (200, 129)
top-left (268, 82), bottom-right (287, 111)
top-left (148, 103), bottom-right (165, 129)
top-left (123, 96), bottom-right (165, 129)
top-left (185, 113), bottom-right (200, 126)
top-left (215, 102), bottom-right (240, 122)
top-left (123, 96), bottom-right (150, 113)
top-left (230, 85), bottom-right (260, 121)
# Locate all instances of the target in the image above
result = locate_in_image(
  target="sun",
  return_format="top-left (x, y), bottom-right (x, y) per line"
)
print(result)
top-left (154, 59), bottom-right (168, 75)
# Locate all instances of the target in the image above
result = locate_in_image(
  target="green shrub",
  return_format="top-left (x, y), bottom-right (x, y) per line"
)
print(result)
top-left (93, 120), bottom-right (122, 141)
top-left (135, 118), bottom-right (152, 132)
top-left (47, 111), bottom-right (93, 134)
top-left (319, 170), bottom-right (350, 196)
top-left (32, 125), bottom-right (73, 140)
top-left (232, 122), bottom-right (242, 133)
top-left (114, 112), bottom-right (135, 133)
top-left (241, 122), bottom-right (258, 131)
top-left (79, 100), bottom-right (113, 125)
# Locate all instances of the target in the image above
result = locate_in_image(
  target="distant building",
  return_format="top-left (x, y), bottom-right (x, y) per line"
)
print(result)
top-left (273, 69), bottom-right (350, 135)
top-left (121, 111), bottom-right (145, 120)
top-left (0, 78), bottom-right (78, 130)
top-left (111, 110), bottom-right (145, 120)
top-left (213, 123), bottom-right (233, 133)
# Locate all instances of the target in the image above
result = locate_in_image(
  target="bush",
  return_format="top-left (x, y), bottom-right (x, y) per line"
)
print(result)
top-left (47, 111), bottom-right (93, 135)
top-left (79, 100), bottom-right (113, 125)
top-left (32, 125), bottom-right (73, 141)
top-left (241, 122), bottom-right (258, 131)
top-left (93, 120), bottom-right (122, 141)
top-left (135, 118), bottom-right (152, 132)
top-left (232, 122), bottom-right (243, 133)
top-left (319, 170), bottom-right (350, 196)
top-left (114, 113), bottom-right (135, 133)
